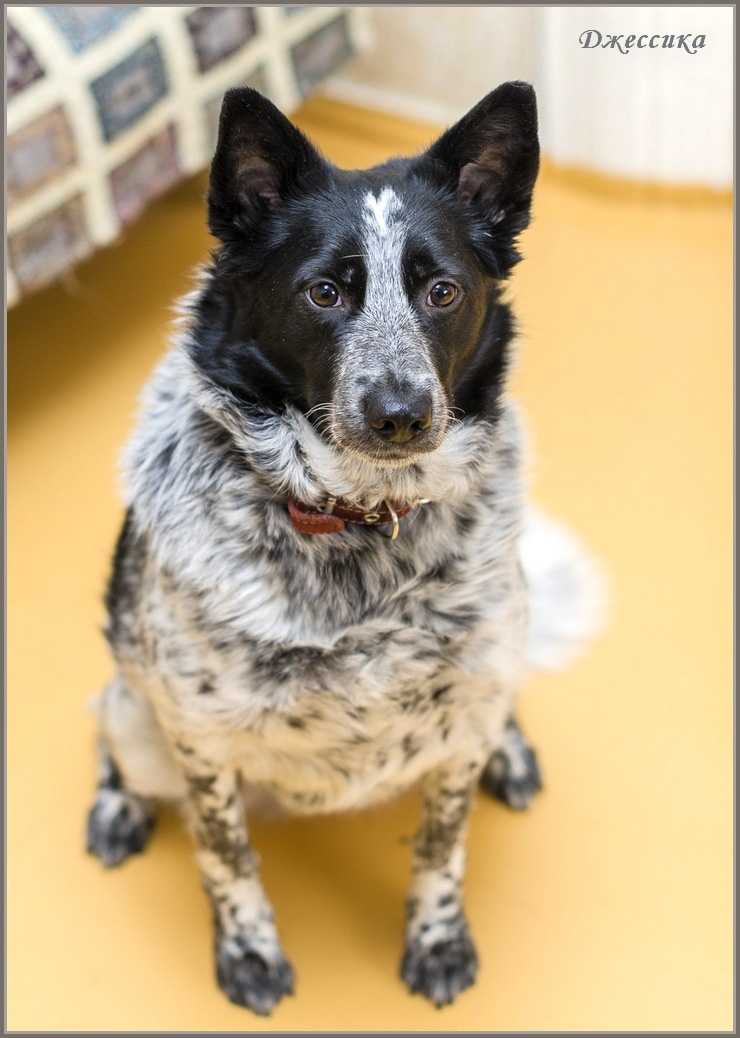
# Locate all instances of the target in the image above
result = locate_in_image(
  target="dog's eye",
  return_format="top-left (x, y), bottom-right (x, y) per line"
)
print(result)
top-left (307, 282), bottom-right (341, 308)
top-left (427, 282), bottom-right (458, 308)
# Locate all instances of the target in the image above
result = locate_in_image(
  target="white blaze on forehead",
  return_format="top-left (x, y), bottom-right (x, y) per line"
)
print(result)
top-left (364, 186), bottom-right (401, 235)
top-left (360, 187), bottom-right (409, 315)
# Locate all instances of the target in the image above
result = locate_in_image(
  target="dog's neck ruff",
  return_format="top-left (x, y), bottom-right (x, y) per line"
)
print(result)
top-left (287, 495), bottom-right (429, 540)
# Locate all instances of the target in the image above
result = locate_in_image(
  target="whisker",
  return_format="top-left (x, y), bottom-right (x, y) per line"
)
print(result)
top-left (305, 402), bottom-right (337, 420)
top-left (304, 402), bottom-right (338, 439)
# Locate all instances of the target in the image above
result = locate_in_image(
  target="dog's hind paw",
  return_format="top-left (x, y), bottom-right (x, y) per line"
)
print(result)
top-left (480, 714), bottom-right (543, 810)
top-left (216, 936), bottom-right (295, 1015)
top-left (400, 920), bottom-right (479, 1008)
top-left (86, 788), bottom-right (155, 867)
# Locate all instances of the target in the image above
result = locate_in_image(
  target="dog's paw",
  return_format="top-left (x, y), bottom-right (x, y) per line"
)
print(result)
top-left (215, 935), bottom-right (295, 1015)
top-left (400, 919), bottom-right (479, 1008)
top-left (480, 744), bottom-right (543, 809)
top-left (480, 718), bottom-right (543, 810)
top-left (86, 788), bottom-right (155, 867)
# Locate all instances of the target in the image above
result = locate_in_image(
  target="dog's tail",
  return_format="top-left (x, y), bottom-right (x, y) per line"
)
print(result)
top-left (520, 509), bottom-right (608, 672)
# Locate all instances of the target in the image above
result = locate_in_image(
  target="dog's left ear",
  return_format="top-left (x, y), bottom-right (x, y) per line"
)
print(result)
top-left (417, 81), bottom-right (540, 275)
top-left (208, 87), bottom-right (331, 246)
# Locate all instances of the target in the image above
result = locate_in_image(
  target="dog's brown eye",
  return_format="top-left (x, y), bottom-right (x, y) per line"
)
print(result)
top-left (428, 282), bottom-right (458, 308)
top-left (307, 283), bottom-right (341, 308)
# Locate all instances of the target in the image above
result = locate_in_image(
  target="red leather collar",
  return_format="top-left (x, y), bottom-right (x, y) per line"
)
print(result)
top-left (288, 496), bottom-right (421, 539)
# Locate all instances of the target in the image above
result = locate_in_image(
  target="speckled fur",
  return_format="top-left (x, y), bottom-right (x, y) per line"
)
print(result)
top-left (85, 83), bottom-right (599, 1015)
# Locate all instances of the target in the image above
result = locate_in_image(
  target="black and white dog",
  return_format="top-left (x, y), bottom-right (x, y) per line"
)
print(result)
top-left (86, 82), bottom-right (600, 1014)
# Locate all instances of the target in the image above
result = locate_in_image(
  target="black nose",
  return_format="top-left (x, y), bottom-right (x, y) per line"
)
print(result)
top-left (363, 386), bottom-right (433, 444)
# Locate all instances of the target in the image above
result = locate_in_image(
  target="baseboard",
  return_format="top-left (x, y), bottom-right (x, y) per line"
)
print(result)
top-left (540, 158), bottom-right (732, 207)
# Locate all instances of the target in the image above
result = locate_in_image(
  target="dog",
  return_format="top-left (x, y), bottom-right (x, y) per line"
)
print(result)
top-left (86, 82), bottom-right (601, 1014)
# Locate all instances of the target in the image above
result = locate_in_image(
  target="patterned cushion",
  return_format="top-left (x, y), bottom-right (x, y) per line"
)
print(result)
top-left (6, 5), bottom-right (367, 306)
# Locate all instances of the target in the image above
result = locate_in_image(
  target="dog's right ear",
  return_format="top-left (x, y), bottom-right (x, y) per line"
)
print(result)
top-left (207, 88), bottom-right (331, 244)
top-left (417, 82), bottom-right (539, 277)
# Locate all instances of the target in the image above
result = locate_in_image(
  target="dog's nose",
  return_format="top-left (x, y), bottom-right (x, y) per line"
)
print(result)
top-left (363, 387), bottom-right (433, 444)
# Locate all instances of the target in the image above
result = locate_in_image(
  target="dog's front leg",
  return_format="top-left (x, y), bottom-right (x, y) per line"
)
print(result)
top-left (401, 755), bottom-right (483, 1007)
top-left (178, 754), bottom-right (294, 1015)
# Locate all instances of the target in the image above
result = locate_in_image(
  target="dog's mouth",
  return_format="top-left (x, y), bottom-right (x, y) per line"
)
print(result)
top-left (328, 411), bottom-right (449, 467)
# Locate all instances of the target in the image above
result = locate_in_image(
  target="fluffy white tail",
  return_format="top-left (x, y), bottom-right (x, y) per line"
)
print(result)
top-left (520, 509), bottom-right (608, 671)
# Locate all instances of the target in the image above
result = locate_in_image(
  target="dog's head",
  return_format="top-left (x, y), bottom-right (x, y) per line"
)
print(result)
top-left (193, 83), bottom-right (539, 467)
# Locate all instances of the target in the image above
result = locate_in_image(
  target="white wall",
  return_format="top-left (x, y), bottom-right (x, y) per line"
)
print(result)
top-left (536, 7), bottom-right (733, 189)
top-left (326, 6), bottom-right (538, 126)
top-left (324, 6), bottom-right (734, 189)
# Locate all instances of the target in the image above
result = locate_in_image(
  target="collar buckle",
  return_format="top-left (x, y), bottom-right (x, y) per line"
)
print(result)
top-left (377, 500), bottom-right (400, 540)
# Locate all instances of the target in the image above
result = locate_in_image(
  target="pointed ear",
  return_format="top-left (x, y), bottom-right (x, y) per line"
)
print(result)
top-left (207, 87), bottom-right (331, 244)
top-left (420, 82), bottom-right (539, 275)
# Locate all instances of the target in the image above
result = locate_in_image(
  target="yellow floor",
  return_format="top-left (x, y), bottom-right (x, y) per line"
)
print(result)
top-left (7, 98), bottom-right (733, 1032)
